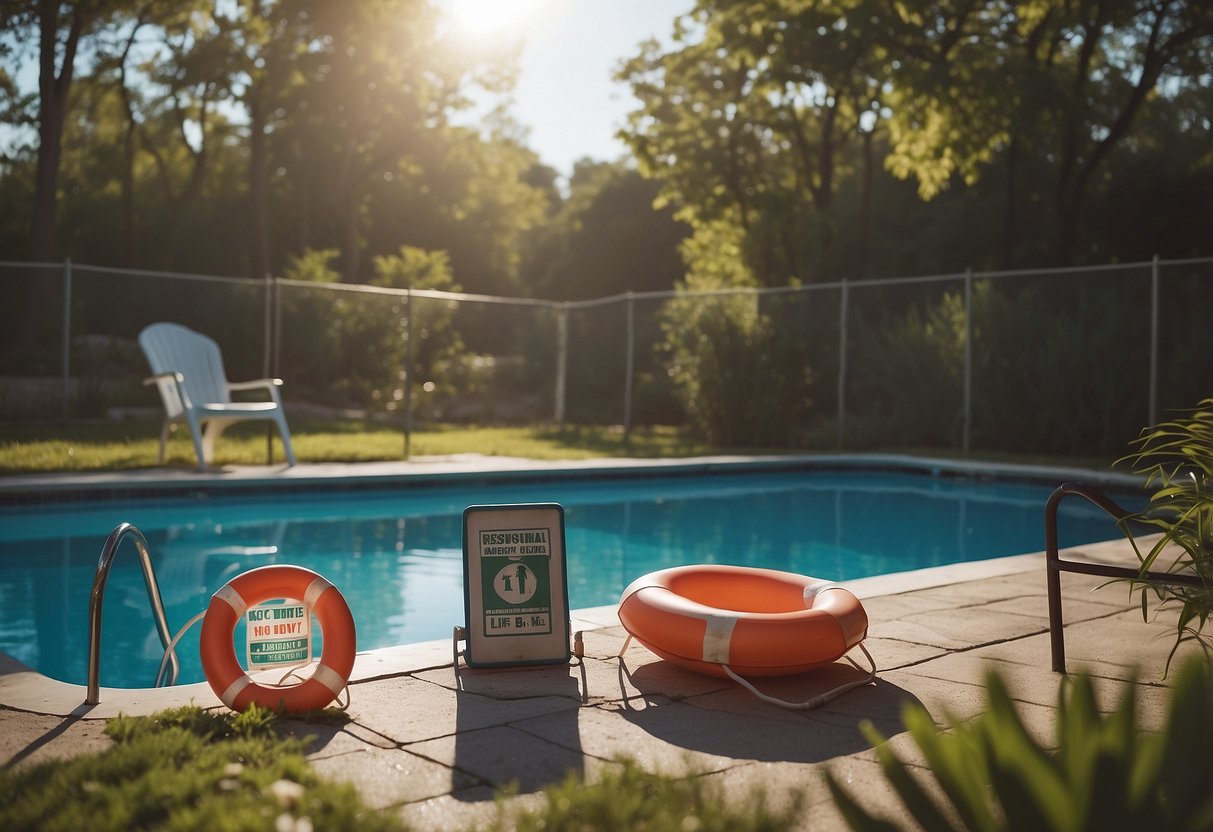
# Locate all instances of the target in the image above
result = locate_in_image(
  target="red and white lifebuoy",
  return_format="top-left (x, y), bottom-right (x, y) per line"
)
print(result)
top-left (200, 565), bottom-right (356, 714)
top-left (618, 564), bottom-right (868, 678)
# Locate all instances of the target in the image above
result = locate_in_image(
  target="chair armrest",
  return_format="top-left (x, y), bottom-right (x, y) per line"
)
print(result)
top-left (143, 371), bottom-right (194, 412)
top-left (227, 378), bottom-right (284, 392)
top-left (227, 378), bottom-right (285, 405)
top-left (143, 371), bottom-right (185, 386)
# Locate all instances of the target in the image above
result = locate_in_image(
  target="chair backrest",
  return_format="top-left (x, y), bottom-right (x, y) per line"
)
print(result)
top-left (138, 323), bottom-right (232, 417)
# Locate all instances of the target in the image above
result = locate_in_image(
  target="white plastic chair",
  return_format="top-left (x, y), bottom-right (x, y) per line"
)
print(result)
top-left (138, 322), bottom-right (297, 470)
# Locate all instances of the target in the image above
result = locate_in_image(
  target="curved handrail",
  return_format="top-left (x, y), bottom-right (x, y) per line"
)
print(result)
top-left (1044, 481), bottom-right (1202, 673)
top-left (86, 523), bottom-right (180, 705)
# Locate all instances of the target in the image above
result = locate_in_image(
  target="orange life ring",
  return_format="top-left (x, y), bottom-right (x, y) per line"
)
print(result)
top-left (200, 565), bottom-right (356, 714)
top-left (618, 564), bottom-right (868, 678)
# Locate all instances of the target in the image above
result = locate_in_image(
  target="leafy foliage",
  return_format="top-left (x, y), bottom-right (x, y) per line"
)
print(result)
top-left (1118, 400), bottom-right (1213, 667)
top-left (828, 659), bottom-right (1213, 831)
top-left (274, 245), bottom-right (464, 409)
top-left (618, 0), bottom-right (1213, 280)
top-left (658, 220), bottom-right (812, 445)
top-left (849, 289), bottom-right (966, 447)
top-left (523, 161), bottom-right (690, 301)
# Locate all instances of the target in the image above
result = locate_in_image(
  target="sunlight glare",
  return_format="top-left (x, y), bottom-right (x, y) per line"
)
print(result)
top-left (444, 0), bottom-right (544, 40)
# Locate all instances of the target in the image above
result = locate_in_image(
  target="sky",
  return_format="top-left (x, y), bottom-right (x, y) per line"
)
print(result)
top-left (441, 0), bottom-right (693, 179)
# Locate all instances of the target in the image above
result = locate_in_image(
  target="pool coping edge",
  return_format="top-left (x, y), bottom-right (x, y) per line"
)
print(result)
top-left (0, 546), bottom-right (1054, 719)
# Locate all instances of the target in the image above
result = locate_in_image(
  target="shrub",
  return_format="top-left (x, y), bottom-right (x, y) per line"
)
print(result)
top-left (827, 658), bottom-right (1213, 831)
top-left (850, 289), bottom-right (965, 448)
top-left (662, 281), bottom-right (811, 447)
top-left (1119, 399), bottom-right (1213, 668)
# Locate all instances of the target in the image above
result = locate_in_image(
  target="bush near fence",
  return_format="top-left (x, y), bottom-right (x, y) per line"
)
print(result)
top-left (2, 256), bottom-right (1210, 459)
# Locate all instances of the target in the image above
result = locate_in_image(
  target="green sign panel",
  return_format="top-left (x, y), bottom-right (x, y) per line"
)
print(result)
top-left (463, 504), bottom-right (570, 668)
top-left (246, 602), bottom-right (312, 670)
top-left (479, 527), bottom-right (554, 637)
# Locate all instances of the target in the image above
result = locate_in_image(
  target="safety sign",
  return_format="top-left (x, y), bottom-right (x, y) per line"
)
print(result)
top-left (462, 503), bottom-right (570, 667)
top-left (245, 601), bottom-right (311, 670)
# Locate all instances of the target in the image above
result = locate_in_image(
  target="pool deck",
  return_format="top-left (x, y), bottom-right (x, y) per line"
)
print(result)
top-left (0, 455), bottom-right (1193, 829)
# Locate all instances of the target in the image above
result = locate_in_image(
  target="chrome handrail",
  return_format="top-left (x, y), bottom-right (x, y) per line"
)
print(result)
top-left (86, 523), bottom-right (180, 704)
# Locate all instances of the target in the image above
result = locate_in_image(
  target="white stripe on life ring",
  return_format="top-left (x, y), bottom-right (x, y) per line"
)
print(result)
top-left (311, 663), bottom-right (346, 696)
top-left (215, 584), bottom-right (248, 618)
top-left (304, 576), bottom-right (333, 608)
top-left (803, 581), bottom-right (839, 605)
top-left (702, 614), bottom-right (737, 664)
top-left (219, 674), bottom-right (252, 708)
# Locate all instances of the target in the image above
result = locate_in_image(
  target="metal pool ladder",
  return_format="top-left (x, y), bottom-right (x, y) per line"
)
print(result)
top-left (86, 522), bottom-right (181, 704)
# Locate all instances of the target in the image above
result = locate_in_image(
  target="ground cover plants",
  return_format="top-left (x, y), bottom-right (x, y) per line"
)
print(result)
top-left (485, 760), bottom-right (796, 832)
top-left (828, 657), bottom-right (1213, 832)
top-left (0, 706), bottom-right (794, 832)
top-left (0, 705), bottom-right (401, 832)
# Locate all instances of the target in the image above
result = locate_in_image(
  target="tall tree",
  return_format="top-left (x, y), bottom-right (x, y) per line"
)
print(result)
top-left (618, 0), bottom-right (892, 284)
top-left (522, 161), bottom-right (690, 300)
top-left (29, 1), bottom-right (92, 261)
top-left (2, 1), bottom-right (114, 353)
top-left (885, 0), bottom-right (1213, 265)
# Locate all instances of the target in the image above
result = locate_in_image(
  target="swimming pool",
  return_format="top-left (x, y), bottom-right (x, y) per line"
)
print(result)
top-left (0, 468), bottom-right (1137, 688)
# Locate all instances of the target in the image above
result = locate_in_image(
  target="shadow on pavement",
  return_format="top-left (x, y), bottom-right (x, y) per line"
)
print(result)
top-left (450, 662), bottom-right (586, 799)
top-left (615, 658), bottom-right (920, 764)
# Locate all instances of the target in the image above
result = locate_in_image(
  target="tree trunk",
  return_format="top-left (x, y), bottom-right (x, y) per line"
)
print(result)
top-left (9, 3), bottom-right (86, 357)
top-left (249, 87), bottom-right (271, 279)
top-left (1001, 136), bottom-right (1019, 269)
top-left (29, 2), bottom-right (84, 261)
top-left (342, 193), bottom-right (361, 282)
top-left (856, 129), bottom-right (873, 279)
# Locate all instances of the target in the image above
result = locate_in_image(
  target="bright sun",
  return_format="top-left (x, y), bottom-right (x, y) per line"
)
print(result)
top-left (445, 0), bottom-right (543, 40)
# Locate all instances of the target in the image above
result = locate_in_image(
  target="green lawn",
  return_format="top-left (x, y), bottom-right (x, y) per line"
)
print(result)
top-left (0, 419), bottom-right (729, 474)
top-left (0, 418), bottom-right (1119, 476)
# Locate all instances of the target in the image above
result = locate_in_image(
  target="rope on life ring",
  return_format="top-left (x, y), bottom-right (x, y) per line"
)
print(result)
top-left (200, 565), bottom-right (356, 714)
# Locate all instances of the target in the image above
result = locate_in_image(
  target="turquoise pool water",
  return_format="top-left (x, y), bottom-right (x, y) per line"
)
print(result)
top-left (0, 469), bottom-right (1136, 688)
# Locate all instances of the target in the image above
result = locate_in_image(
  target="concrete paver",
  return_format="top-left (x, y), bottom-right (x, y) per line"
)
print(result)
top-left (405, 723), bottom-right (605, 793)
top-left (309, 745), bottom-right (475, 809)
top-left (0, 711), bottom-right (115, 770)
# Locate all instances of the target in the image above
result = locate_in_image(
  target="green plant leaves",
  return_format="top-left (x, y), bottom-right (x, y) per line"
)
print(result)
top-left (830, 660), bottom-right (1213, 832)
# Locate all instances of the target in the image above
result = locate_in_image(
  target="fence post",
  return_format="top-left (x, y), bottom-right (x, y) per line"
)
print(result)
top-left (555, 302), bottom-right (568, 428)
top-left (836, 278), bottom-right (849, 449)
top-left (1149, 255), bottom-right (1159, 427)
top-left (404, 289), bottom-right (413, 458)
top-left (61, 258), bottom-right (72, 425)
top-left (273, 276), bottom-right (282, 379)
top-left (963, 267), bottom-right (973, 454)
top-left (623, 292), bottom-right (635, 443)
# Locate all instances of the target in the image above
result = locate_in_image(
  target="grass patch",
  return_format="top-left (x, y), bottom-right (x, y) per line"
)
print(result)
top-left (0, 419), bottom-right (724, 474)
top-left (488, 760), bottom-right (798, 831)
top-left (0, 707), bottom-right (801, 832)
top-left (0, 418), bottom-right (1119, 475)
top-left (0, 705), bottom-right (404, 832)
